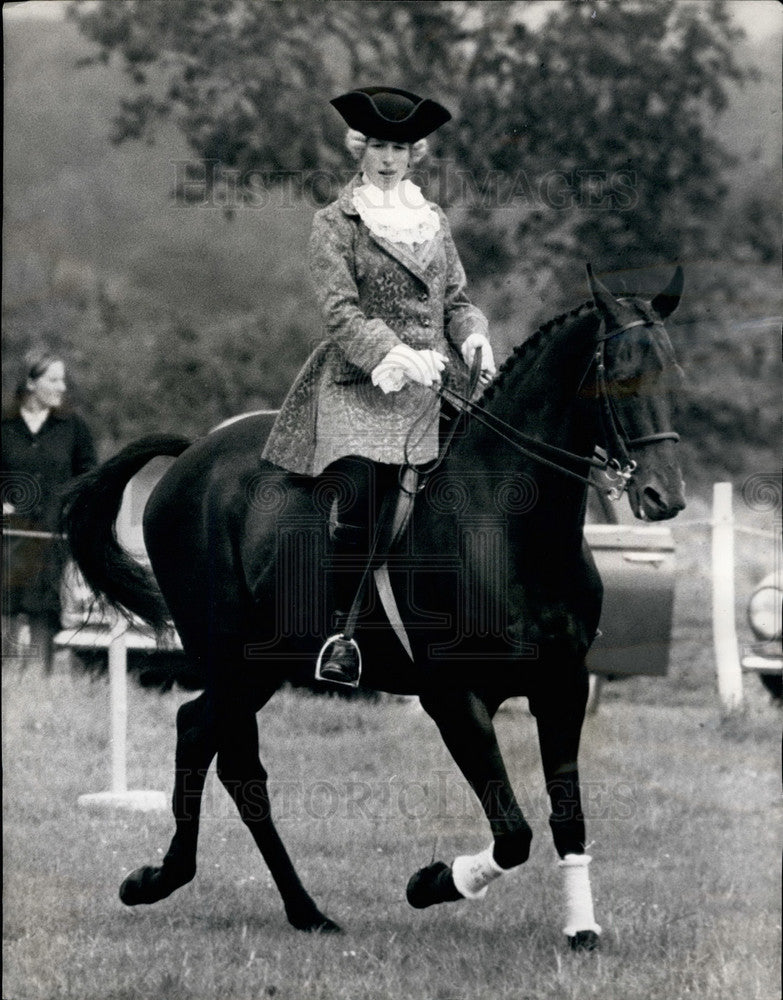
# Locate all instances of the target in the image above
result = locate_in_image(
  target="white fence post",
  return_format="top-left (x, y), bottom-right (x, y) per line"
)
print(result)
top-left (78, 613), bottom-right (167, 812)
top-left (711, 482), bottom-right (744, 711)
top-left (109, 616), bottom-right (129, 794)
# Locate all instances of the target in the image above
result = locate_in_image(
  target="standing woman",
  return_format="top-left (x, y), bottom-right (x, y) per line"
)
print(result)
top-left (2, 349), bottom-right (97, 670)
top-left (263, 86), bottom-right (495, 685)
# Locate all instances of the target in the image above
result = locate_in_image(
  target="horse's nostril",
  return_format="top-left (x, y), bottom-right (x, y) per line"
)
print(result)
top-left (642, 486), bottom-right (665, 511)
top-left (640, 483), bottom-right (685, 520)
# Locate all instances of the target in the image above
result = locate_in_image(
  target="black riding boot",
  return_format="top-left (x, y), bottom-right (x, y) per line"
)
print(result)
top-left (316, 522), bottom-right (367, 686)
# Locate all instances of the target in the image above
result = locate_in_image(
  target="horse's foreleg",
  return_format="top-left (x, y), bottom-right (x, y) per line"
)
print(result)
top-left (409, 688), bottom-right (533, 908)
top-left (529, 662), bottom-right (589, 858)
top-left (215, 706), bottom-right (340, 934)
top-left (120, 692), bottom-right (215, 905)
top-left (530, 661), bottom-right (600, 949)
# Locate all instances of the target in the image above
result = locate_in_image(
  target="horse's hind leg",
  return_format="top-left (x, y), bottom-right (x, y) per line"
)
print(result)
top-left (214, 695), bottom-right (340, 933)
top-left (120, 691), bottom-right (215, 905)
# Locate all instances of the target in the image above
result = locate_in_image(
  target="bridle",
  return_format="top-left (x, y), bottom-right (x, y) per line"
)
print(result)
top-left (590, 317), bottom-right (680, 496)
top-left (410, 316), bottom-right (680, 500)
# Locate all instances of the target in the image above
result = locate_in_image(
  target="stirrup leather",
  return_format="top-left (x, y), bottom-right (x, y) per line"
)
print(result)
top-left (315, 633), bottom-right (362, 688)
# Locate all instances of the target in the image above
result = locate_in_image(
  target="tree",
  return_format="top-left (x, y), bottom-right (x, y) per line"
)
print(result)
top-left (69, 0), bottom-right (750, 300)
top-left (68, 0), bottom-right (461, 196)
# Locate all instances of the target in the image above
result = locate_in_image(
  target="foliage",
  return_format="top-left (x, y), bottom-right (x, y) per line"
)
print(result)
top-left (68, 0), bottom-right (752, 291)
top-left (68, 0), bottom-right (460, 194)
top-left (450, 0), bottom-right (750, 289)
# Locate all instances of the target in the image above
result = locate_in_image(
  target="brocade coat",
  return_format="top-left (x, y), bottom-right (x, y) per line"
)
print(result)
top-left (262, 178), bottom-right (489, 476)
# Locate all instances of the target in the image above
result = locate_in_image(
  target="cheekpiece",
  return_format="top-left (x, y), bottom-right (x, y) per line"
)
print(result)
top-left (330, 86), bottom-right (451, 143)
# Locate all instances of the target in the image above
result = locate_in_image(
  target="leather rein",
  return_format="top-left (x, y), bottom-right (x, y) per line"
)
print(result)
top-left (419, 317), bottom-right (680, 501)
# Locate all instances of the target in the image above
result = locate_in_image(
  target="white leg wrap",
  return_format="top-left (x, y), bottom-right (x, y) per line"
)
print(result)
top-left (559, 853), bottom-right (601, 936)
top-left (452, 844), bottom-right (505, 900)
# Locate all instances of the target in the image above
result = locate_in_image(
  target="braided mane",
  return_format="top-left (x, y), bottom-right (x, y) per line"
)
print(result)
top-left (478, 299), bottom-right (598, 405)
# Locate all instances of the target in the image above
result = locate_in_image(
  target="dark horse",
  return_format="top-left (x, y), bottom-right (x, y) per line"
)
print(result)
top-left (63, 267), bottom-right (686, 948)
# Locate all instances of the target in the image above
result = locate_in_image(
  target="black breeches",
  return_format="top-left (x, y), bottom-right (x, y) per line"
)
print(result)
top-left (320, 457), bottom-right (399, 619)
top-left (324, 456), bottom-right (399, 549)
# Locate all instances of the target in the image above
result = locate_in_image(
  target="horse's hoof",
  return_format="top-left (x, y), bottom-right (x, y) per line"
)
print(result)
top-left (568, 930), bottom-right (600, 952)
top-left (119, 864), bottom-right (194, 906)
top-left (406, 861), bottom-right (463, 909)
top-left (287, 907), bottom-right (341, 934)
top-left (309, 915), bottom-right (342, 934)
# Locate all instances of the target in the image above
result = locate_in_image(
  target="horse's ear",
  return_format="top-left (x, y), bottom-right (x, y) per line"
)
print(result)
top-left (585, 263), bottom-right (618, 318)
top-left (651, 265), bottom-right (684, 318)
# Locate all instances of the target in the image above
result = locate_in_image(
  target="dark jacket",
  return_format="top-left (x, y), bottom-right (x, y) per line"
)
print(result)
top-left (2, 408), bottom-right (96, 529)
top-left (262, 177), bottom-right (489, 475)
top-left (2, 407), bottom-right (96, 619)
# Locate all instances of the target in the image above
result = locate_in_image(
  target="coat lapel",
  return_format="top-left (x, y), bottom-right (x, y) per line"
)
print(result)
top-left (366, 231), bottom-right (439, 285)
top-left (338, 179), bottom-right (439, 288)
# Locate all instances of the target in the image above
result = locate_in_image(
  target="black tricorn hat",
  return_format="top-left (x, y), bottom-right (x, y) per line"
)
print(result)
top-left (330, 86), bottom-right (451, 143)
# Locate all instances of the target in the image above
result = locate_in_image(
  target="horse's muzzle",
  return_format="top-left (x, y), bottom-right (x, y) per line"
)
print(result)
top-left (631, 478), bottom-right (687, 521)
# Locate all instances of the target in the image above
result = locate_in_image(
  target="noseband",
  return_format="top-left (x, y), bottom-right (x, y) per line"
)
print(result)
top-left (429, 316), bottom-right (680, 500)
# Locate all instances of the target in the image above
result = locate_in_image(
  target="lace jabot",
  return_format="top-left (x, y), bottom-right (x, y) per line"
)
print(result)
top-left (352, 177), bottom-right (441, 246)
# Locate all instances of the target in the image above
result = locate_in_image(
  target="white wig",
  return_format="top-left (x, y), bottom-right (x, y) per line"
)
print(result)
top-left (344, 128), bottom-right (429, 165)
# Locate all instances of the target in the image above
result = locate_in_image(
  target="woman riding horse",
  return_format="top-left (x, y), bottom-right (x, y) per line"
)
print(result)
top-left (61, 90), bottom-right (687, 946)
top-left (262, 87), bottom-right (496, 685)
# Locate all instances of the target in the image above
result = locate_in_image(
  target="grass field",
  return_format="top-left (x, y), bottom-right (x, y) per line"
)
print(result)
top-left (3, 491), bottom-right (781, 1000)
top-left (3, 671), bottom-right (779, 1000)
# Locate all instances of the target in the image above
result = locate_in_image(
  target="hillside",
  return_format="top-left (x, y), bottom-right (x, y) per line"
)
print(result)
top-left (3, 16), bottom-right (319, 316)
top-left (2, 13), bottom-right (781, 491)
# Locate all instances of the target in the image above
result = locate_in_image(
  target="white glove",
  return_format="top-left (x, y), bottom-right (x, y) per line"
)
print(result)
top-left (461, 333), bottom-right (496, 380)
top-left (371, 344), bottom-right (447, 394)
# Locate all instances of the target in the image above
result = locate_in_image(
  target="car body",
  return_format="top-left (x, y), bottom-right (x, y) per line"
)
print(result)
top-left (741, 569), bottom-right (783, 699)
top-left (55, 414), bottom-right (677, 686)
top-left (583, 466), bottom-right (675, 678)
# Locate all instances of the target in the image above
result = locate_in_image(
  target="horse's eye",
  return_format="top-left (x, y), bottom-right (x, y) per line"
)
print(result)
top-left (610, 375), bottom-right (642, 398)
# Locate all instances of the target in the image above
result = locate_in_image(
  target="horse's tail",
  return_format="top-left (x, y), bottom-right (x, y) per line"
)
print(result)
top-left (61, 435), bottom-right (192, 633)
